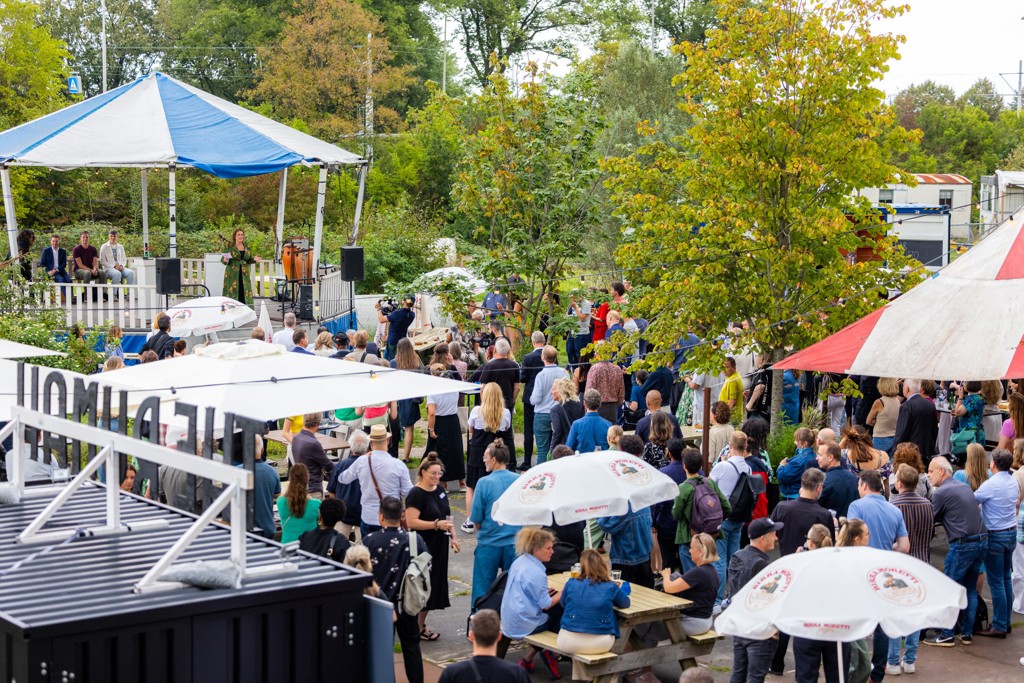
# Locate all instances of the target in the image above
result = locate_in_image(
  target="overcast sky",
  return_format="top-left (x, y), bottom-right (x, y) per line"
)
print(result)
top-left (876, 0), bottom-right (1024, 99)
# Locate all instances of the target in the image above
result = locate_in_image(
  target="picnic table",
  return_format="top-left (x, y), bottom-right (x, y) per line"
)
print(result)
top-left (681, 425), bottom-right (702, 446)
top-left (526, 572), bottom-right (720, 682)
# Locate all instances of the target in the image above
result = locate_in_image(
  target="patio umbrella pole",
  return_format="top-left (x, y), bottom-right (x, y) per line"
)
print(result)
top-left (837, 641), bottom-right (845, 683)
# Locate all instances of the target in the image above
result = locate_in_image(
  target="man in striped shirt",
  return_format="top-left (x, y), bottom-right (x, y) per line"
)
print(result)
top-left (886, 464), bottom-right (934, 675)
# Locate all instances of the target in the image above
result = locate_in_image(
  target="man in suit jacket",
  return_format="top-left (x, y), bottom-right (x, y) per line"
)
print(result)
top-left (893, 378), bottom-right (938, 462)
top-left (141, 314), bottom-right (175, 360)
top-left (38, 234), bottom-right (73, 301)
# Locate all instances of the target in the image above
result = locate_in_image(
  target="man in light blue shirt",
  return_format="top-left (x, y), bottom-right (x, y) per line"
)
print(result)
top-left (468, 442), bottom-right (520, 607)
top-left (566, 389), bottom-right (612, 453)
top-left (974, 448), bottom-right (1018, 636)
top-left (530, 345), bottom-right (569, 464)
top-left (848, 469), bottom-right (909, 681)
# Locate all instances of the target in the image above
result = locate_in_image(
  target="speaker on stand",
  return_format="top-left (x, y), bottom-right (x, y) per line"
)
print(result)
top-left (340, 246), bottom-right (364, 327)
top-left (155, 257), bottom-right (182, 312)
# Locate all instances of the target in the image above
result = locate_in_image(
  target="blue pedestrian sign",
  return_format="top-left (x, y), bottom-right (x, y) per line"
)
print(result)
top-left (67, 74), bottom-right (81, 94)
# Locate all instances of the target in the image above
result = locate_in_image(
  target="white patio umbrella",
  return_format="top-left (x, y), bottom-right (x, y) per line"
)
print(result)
top-left (0, 339), bottom-right (66, 359)
top-left (490, 451), bottom-right (680, 526)
top-left (257, 301), bottom-right (274, 342)
top-left (166, 296), bottom-right (257, 338)
top-left (95, 340), bottom-right (475, 426)
top-left (715, 546), bottom-right (967, 683)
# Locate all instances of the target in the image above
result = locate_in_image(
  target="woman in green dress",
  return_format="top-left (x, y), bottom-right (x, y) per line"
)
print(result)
top-left (221, 228), bottom-right (261, 306)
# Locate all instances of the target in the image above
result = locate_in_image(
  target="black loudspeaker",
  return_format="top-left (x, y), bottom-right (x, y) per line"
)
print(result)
top-left (298, 284), bottom-right (313, 320)
top-left (155, 257), bottom-right (182, 295)
top-left (340, 246), bottom-right (364, 282)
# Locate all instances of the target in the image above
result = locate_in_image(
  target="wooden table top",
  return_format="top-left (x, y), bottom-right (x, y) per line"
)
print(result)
top-left (549, 571), bottom-right (692, 619)
top-left (681, 426), bottom-right (702, 443)
top-left (265, 429), bottom-right (349, 452)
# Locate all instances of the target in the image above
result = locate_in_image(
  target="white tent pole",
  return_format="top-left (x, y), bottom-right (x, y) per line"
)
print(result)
top-left (275, 168), bottom-right (288, 261)
top-left (141, 169), bottom-right (150, 256)
top-left (1, 166), bottom-right (18, 263)
top-left (350, 163), bottom-right (367, 244)
top-left (312, 164), bottom-right (328, 271)
top-left (168, 164), bottom-right (177, 258)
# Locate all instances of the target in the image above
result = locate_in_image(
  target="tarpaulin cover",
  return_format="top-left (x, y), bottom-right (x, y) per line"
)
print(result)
top-left (776, 213), bottom-right (1024, 380)
top-left (0, 73), bottom-right (364, 178)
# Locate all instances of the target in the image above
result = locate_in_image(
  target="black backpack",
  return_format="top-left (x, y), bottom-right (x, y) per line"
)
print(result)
top-left (467, 568), bottom-right (511, 635)
top-left (726, 461), bottom-right (764, 523)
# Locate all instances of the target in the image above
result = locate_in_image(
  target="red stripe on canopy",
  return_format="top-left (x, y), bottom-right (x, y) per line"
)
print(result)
top-left (1007, 334), bottom-right (1024, 379)
top-left (774, 306), bottom-right (886, 373)
top-left (996, 222), bottom-right (1024, 280)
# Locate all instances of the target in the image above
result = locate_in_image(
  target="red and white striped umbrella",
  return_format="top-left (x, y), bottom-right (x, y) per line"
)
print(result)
top-left (776, 214), bottom-right (1024, 380)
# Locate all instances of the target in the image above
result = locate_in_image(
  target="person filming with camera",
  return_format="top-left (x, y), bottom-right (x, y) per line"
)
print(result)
top-left (377, 295), bottom-right (416, 361)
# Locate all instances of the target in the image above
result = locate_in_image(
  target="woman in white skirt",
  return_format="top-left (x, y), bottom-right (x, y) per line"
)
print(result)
top-left (557, 549), bottom-right (631, 680)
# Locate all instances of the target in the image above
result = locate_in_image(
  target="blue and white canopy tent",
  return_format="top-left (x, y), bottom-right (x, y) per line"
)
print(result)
top-left (0, 72), bottom-right (367, 269)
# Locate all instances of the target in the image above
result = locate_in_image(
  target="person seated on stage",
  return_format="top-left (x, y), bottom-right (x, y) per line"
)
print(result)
top-left (39, 234), bottom-right (73, 303)
top-left (71, 230), bottom-right (106, 301)
top-left (556, 549), bottom-right (631, 680)
top-left (98, 229), bottom-right (135, 285)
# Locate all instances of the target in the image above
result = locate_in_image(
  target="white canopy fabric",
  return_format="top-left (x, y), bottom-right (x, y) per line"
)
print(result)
top-left (0, 340), bottom-right (65, 359)
top-left (166, 296), bottom-right (257, 338)
top-left (95, 340), bottom-right (476, 424)
top-left (776, 213), bottom-right (1024, 380)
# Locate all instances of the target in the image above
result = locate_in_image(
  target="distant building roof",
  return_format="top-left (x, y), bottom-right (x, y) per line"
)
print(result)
top-left (913, 173), bottom-right (971, 185)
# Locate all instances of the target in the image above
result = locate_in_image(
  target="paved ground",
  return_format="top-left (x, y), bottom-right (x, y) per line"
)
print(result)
top-left (394, 482), bottom-right (1024, 683)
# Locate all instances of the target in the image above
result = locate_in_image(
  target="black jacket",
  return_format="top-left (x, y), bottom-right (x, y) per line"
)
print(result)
top-left (893, 394), bottom-right (938, 461)
top-left (142, 330), bottom-right (175, 360)
top-left (520, 348), bottom-right (544, 403)
top-left (551, 399), bottom-right (585, 448)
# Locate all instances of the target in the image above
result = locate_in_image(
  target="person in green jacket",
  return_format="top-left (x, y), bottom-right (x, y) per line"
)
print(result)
top-left (221, 228), bottom-right (261, 306)
top-left (672, 448), bottom-right (731, 572)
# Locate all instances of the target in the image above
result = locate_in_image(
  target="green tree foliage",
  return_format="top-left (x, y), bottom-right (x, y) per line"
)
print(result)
top-left (434, 0), bottom-right (589, 86)
top-left (652, 0), bottom-right (717, 45)
top-left (603, 0), bottom-right (919, 430)
top-left (40, 0), bottom-right (161, 97)
top-left (353, 201), bottom-right (446, 293)
top-left (452, 65), bottom-right (606, 334)
top-left (958, 78), bottom-right (1005, 122)
top-left (156, 0), bottom-right (286, 101)
top-left (0, 0), bottom-right (70, 129)
top-left (891, 80), bottom-right (956, 131)
top-left (362, 0), bottom-right (446, 111)
top-left (249, 0), bottom-right (414, 140)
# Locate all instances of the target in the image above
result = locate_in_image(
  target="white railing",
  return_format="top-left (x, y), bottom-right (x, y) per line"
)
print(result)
top-left (318, 269), bottom-right (350, 321)
top-left (180, 258), bottom-right (205, 286)
top-left (43, 282), bottom-right (161, 330)
top-left (250, 259), bottom-right (283, 299)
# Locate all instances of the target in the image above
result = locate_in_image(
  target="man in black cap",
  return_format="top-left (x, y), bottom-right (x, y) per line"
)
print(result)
top-left (728, 517), bottom-right (782, 683)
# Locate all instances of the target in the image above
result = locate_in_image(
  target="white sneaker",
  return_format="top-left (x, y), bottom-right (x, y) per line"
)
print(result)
top-left (460, 520), bottom-right (476, 534)
top-left (885, 664), bottom-right (902, 676)
top-left (902, 662), bottom-right (915, 674)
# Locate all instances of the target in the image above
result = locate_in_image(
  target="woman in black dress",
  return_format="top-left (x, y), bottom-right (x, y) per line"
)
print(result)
top-left (424, 363), bottom-right (466, 483)
top-left (404, 453), bottom-right (459, 640)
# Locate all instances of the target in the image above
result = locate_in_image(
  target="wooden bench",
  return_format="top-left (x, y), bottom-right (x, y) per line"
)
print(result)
top-left (523, 630), bottom-right (618, 666)
top-left (686, 630), bottom-right (724, 644)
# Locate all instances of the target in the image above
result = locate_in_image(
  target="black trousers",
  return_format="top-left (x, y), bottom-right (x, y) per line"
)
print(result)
top-left (771, 631), bottom-right (790, 673)
top-left (614, 561), bottom-right (654, 590)
top-left (522, 400), bottom-right (535, 469)
top-left (793, 637), bottom-right (851, 683)
top-left (395, 611), bottom-right (423, 683)
top-left (656, 529), bottom-right (681, 572)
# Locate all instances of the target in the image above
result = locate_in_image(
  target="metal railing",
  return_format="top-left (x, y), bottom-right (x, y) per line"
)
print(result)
top-left (317, 269), bottom-right (350, 321)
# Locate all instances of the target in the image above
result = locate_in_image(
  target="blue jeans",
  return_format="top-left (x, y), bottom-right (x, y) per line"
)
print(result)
top-left (566, 332), bottom-right (592, 369)
top-left (679, 544), bottom-right (696, 573)
top-left (471, 542), bottom-right (517, 608)
top-left (534, 412), bottom-right (552, 464)
top-left (940, 536), bottom-right (987, 639)
top-left (872, 435), bottom-right (894, 455)
top-left (985, 528), bottom-right (1016, 632)
top-left (714, 519), bottom-right (743, 603)
top-left (887, 630), bottom-right (919, 666)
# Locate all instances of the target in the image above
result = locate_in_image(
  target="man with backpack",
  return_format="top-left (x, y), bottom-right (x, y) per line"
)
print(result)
top-left (709, 431), bottom-right (759, 608)
top-left (298, 497), bottom-right (351, 560)
top-left (672, 448), bottom-right (731, 572)
top-left (364, 496), bottom-right (425, 683)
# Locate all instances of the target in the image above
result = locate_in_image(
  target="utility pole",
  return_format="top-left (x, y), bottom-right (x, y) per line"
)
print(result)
top-left (100, 0), bottom-right (108, 92)
top-left (442, 15), bottom-right (447, 95)
top-left (365, 33), bottom-right (374, 162)
top-left (999, 60), bottom-right (1023, 117)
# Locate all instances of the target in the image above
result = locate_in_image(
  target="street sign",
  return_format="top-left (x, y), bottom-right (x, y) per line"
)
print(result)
top-left (67, 73), bottom-right (81, 94)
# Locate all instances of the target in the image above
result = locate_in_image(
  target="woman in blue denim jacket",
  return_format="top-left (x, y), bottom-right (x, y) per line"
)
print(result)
top-left (776, 427), bottom-right (818, 499)
top-left (557, 549), bottom-right (631, 680)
